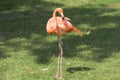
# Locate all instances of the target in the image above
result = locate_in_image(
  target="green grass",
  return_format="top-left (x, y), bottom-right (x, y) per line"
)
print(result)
top-left (0, 0), bottom-right (120, 80)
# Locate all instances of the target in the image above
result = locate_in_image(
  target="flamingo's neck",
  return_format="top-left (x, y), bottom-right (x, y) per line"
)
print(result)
top-left (53, 9), bottom-right (58, 18)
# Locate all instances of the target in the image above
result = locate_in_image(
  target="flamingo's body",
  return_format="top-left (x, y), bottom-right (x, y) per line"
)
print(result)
top-left (46, 8), bottom-right (82, 37)
top-left (46, 8), bottom-right (82, 80)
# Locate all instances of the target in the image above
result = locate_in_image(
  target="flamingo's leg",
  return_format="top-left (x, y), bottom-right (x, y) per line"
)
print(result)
top-left (55, 35), bottom-right (63, 80)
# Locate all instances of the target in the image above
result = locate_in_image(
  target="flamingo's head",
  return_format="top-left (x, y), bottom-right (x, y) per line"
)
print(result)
top-left (56, 8), bottom-right (64, 18)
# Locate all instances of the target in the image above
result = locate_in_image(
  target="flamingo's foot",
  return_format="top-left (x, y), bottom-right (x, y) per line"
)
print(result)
top-left (55, 74), bottom-right (62, 80)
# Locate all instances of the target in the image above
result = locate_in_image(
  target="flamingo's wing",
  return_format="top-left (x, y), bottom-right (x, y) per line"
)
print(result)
top-left (63, 17), bottom-right (73, 29)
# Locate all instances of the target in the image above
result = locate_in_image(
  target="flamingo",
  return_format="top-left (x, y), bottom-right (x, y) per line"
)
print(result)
top-left (46, 8), bottom-right (82, 80)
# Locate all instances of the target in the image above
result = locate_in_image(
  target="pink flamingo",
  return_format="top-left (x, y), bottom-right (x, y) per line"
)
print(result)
top-left (46, 8), bottom-right (82, 80)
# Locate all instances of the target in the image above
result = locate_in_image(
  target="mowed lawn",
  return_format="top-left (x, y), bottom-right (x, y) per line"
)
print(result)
top-left (0, 0), bottom-right (120, 80)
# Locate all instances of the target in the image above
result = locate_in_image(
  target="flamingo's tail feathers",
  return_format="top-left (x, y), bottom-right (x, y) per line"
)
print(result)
top-left (71, 27), bottom-right (83, 37)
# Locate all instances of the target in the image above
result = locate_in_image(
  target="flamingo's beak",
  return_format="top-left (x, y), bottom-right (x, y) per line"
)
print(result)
top-left (60, 12), bottom-right (64, 20)
top-left (60, 12), bottom-right (64, 17)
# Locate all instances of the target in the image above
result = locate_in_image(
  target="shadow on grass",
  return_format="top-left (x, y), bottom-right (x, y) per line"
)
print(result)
top-left (66, 66), bottom-right (93, 73)
top-left (0, 50), bottom-right (10, 59)
top-left (0, 0), bottom-right (63, 60)
top-left (31, 47), bottom-right (58, 64)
